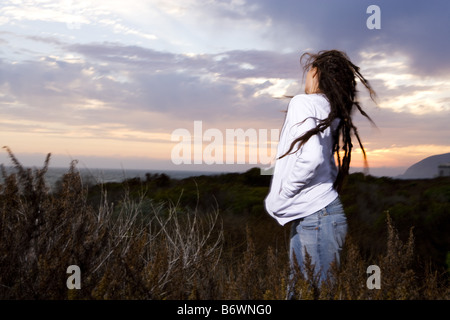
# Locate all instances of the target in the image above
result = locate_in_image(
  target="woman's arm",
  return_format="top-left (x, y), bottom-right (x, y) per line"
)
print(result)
top-left (279, 96), bottom-right (324, 198)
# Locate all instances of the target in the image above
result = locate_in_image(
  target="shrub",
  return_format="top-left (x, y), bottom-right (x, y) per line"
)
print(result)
top-left (0, 149), bottom-right (448, 299)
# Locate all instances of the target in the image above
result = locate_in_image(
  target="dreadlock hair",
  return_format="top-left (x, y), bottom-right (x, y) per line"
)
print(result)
top-left (278, 50), bottom-right (377, 193)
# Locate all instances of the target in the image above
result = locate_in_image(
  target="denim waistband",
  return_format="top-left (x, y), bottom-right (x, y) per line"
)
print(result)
top-left (318, 197), bottom-right (343, 217)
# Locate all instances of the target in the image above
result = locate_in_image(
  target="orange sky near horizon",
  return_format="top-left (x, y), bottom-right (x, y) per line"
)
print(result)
top-left (1, 1), bottom-right (449, 177)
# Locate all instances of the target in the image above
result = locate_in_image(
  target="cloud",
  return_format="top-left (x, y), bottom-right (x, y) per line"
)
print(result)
top-left (0, 39), bottom-right (294, 141)
top-left (246, 0), bottom-right (450, 75)
top-left (1, 31), bottom-right (448, 139)
top-left (63, 42), bottom-right (299, 121)
top-left (0, 0), bottom-right (92, 27)
top-left (353, 106), bottom-right (450, 153)
top-left (0, 0), bottom-right (449, 172)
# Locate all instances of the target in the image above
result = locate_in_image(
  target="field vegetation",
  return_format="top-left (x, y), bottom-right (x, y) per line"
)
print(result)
top-left (0, 148), bottom-right (448, 299)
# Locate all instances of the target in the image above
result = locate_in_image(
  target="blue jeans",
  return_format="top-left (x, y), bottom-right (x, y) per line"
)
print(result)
top-left (288, 197), bottom-right (347, 295)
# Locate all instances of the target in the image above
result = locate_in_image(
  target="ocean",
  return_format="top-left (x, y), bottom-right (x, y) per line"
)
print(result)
top-left (0, 166), bottom-right (231, 191)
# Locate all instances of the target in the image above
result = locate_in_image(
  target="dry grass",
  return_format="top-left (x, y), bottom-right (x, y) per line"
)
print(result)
top-left (0, 149), bottom-right (448, 300)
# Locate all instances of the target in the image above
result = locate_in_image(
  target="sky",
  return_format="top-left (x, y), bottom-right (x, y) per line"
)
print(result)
top-left (0, 0), bottom-right (449, 177)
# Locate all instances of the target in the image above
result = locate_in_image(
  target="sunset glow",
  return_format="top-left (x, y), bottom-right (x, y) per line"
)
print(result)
top-left (1, 1), bottom-right (449, 177)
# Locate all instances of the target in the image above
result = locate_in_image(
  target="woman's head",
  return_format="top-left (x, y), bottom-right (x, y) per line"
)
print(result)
top-left (302, 50), bottom-right (376, 111)
top-left (304, 67), bottom-right (320, 94)
top-left (281, 49), bottom-right (377, 192)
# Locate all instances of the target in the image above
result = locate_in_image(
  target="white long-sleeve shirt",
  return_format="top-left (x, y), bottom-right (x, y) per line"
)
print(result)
top-left (264, 93), bottom-right (340, 226)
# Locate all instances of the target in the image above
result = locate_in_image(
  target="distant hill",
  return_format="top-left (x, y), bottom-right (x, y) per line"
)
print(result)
top-left (398, 153), bottom-right (450, 179)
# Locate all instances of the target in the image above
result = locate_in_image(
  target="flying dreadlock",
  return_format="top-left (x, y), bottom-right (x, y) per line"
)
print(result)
top-left (279, 50), bottom-right (377, 192)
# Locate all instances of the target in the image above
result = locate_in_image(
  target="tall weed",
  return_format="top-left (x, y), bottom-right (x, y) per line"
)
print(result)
top-left (0, 150), bottom-right (448, 299)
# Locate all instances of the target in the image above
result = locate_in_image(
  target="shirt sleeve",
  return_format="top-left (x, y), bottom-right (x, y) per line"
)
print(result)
top-left (279, 96), bottom-right (324, 199)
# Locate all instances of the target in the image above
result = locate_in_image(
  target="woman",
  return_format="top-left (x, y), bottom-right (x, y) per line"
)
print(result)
top-left (264, 50), bottom-right (376, 295)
